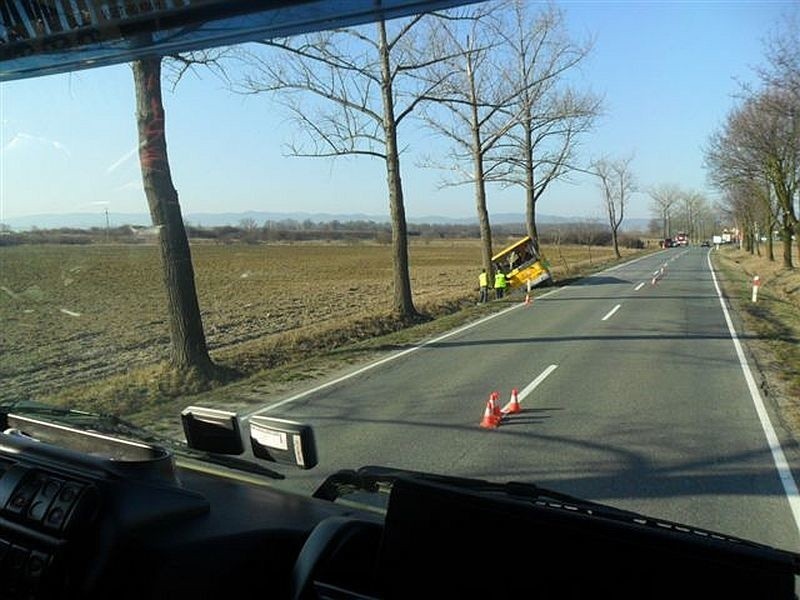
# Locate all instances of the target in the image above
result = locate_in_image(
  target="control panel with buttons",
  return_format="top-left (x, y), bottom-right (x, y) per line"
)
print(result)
top-left (0, 463), bottom-right (96, 599)
top-left (1, 467), bottom-right (90, 533)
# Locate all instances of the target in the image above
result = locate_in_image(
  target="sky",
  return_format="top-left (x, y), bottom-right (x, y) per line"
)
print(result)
top-left (0, 0), bottom-right (795, 226)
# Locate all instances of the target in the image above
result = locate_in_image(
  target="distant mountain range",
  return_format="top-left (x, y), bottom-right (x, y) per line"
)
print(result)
top-left (2, 211), bottom-right (651, 232)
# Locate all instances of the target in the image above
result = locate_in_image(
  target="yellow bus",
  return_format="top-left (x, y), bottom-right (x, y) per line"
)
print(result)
top-left (492, 236), bottom-right (551, 289)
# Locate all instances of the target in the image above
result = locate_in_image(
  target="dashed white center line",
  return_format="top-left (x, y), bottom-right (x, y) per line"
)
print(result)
top-left (634, 282), bottom-right (645, 291)
top-left (518, 364), bottom-right (559, 403)
top-left (602, 304), bottom-right (621, 321)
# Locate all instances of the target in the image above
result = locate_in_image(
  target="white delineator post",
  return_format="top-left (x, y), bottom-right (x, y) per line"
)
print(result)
top-left (752, 275), bottom-right (760, 303)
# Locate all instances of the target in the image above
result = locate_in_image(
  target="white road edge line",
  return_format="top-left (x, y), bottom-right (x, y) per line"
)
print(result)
top-left (518, 364), bottom-right (559, 403)
top-left (247, 251), bottom-right (662, 418)
top-left (706, 249), bottom-right (800, 535)
top-left (601, 304), bottom-right (621, 321)
top-left (634, 282), bottom-right (645, 291)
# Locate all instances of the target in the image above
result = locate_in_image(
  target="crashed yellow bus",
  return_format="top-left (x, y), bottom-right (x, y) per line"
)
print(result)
top-left (492, 236), bottom-right (552, 289)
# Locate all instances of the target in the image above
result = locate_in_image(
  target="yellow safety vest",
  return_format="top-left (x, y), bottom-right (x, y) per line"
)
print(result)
top-left (479, 272), bottom-right (488, 287)
top-left (494, 272), bottom-right (507, 289)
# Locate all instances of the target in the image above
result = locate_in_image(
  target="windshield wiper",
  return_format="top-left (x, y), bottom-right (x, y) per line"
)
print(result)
top-left (0, 400), bottom-right (284, 480)
top-left (0, 400), bottom-right (160, 441)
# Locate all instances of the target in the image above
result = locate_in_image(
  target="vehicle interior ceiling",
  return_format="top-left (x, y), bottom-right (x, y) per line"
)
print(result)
top-left (2, 1), bottom-right (800, 599)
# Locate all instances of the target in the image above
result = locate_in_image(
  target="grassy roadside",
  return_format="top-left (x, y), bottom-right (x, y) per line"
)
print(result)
top-left (121, 247), bottom-right (658, 438)
top-left (712, 246), bottom-right (800, 435)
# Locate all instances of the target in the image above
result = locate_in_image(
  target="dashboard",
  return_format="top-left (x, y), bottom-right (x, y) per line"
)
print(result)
top-left (1, 411), bottom-right (798, 600)
top-left (0, 414), bottom-right (366, 599)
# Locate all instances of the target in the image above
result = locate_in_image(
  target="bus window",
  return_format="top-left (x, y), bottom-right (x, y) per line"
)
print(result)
top-left (491, 236), bottom-right (551, 289)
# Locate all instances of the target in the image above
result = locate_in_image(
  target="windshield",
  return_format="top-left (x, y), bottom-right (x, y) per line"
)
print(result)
top-left (2, 0), bottom-right (799, 558)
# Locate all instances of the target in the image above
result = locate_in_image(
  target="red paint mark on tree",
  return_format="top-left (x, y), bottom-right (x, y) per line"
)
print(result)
top-left (139, 71), bottom-right (167, 172)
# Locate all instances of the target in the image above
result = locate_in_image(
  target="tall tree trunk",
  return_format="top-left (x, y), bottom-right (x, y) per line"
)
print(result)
top-left (474, 151), bottom-right (494, 280)
top-left (470, 125), bottom-right (493, 280)
top-left (378, 20), bottom-right (418, 320)
top-left (767, 221), bottom-right (774, 262)
top-left (523, 120), bottom-right (539, 255)
top-left (783, 214), bottom-right (794, 268)
top-left (795, 220), bottom-right (800, 268)
top-left (385, 141), bottom-right (417, 319)
top-left (132, 58), bottom-right (214, 374)
top-left (465, 53), bottom-right (494, 282)
top-left (611, 226), bottom-right (621, 258)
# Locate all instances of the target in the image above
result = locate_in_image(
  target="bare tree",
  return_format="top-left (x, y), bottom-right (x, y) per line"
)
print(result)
top-left (706, 16), bottom-right (799, 268)
top-left (705, 91), bottom-right (798, 268)
top-left (132, 58), bottom-right (215, 376)
top-left (676, 191), bottom-right (716, 244)
top-left (677, 191), bottom-right (698, 242)
top-left (419, 5), bottom-right (522, 280)
top-left (487, 2), bottom-right (601, 254)
top-left (718, 183), bottom-right (763, 255)
top-left (128, 48), bottom-right (234, 379)
top-left (593, 156), bottom-right (635, 258)
top-left (238, 17), bottom-right (450, 321)
top-left (758, 178), bottom-right (780, 262)
top-left (648, 183), bottom-right (682, 239)
top-left (575, 217), bottom-right (603, 265)
top-left (239, 218), bottom-right (259, 232)
top-left (758, 15), bottom-right (800, 109)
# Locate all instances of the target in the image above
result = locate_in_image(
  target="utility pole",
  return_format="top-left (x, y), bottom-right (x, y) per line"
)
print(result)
top-left (105, 208), bottom-right (110, 242)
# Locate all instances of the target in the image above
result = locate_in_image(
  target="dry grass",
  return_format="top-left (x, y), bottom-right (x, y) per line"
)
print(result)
top-left (0, 238), bottom-right (640, 420)
top-left (713, 244), bottom-right (800, 431)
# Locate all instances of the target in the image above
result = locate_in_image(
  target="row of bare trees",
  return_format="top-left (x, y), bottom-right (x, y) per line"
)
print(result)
top-left (238, 0), bottom-right (600, 320)
top-left (704, 19), bottom-right (799, 268)
top-left (129, 1), bottom-right (601, 380)
top-left (648, 184), bottom-right (716, 244)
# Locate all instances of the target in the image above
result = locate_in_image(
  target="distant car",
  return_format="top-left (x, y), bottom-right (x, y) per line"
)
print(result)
top-left (701, 240), bottom-right (711, 247)
top-left (662, 238), bottom-right (673, 248)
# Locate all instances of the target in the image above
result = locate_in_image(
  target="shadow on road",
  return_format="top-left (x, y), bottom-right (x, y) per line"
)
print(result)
top-left (566, 276), bottom-right (632, 286)
top-left (498, 407), bottom-right (560, 425)
top-left (424, 331), bottom-right (787, 349)
top-left (355, 330), bottom-right (789, 355)
top-left (283, 411), bottom-right (799, 504)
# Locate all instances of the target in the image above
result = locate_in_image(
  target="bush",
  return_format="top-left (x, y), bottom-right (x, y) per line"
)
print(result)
top-left (620, 235), bottom-right (645, 249)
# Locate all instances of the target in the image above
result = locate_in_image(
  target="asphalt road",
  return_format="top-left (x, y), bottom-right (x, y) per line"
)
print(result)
top-left (252, 246), bottom-right (800, 553)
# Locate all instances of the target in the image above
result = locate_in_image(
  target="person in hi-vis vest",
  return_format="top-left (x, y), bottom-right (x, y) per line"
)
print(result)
top-left (478, 269), bottom-right (489, 303)
top-left (494, 270), bottom-right (508, 299)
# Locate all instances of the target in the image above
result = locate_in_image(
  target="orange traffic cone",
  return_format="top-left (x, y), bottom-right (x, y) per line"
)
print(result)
top-left (524, 293), bottom-right (531, 306)
top-left (479, 394), bottom-right (500, 429)
top-left (491, 391), bottom-right (503, 420)
top-left (501, 388), bottom-right (521, 415)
